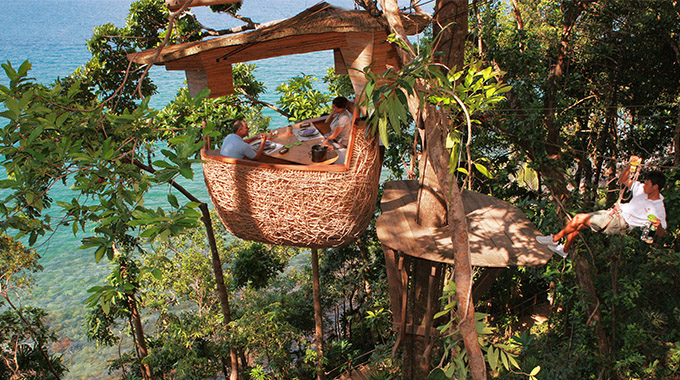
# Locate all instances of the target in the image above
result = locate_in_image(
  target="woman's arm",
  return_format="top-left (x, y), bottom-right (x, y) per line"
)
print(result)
top-left (326, 125), bottom-right (343, 140)
top-left (325, 112), bottom-right (336, 125)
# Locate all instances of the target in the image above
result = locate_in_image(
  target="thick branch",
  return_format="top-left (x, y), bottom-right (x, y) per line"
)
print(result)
top-left (196, 12), bottom-right (258, 37)
top-left (238, 90), bottom-right (292, 119)
top-left (510, 0), bottom-right (524, 30)
top-left (355, 0), bottom-right (381, 17)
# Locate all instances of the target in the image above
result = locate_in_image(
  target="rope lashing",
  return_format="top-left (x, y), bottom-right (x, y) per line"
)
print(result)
top-left (616, 156), bottom-right (641, 204)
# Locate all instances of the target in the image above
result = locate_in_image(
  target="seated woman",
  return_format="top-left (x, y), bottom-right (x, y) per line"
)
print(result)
top-left (322, 96), bottom-right (352, 165)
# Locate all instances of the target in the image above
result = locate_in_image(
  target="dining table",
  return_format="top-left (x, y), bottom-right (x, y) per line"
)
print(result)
top-left (252, 118), bottom-right (339, 165)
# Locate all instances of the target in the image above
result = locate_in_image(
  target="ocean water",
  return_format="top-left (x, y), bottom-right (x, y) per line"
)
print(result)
top-left (0, 0), bottom-right (422, 378)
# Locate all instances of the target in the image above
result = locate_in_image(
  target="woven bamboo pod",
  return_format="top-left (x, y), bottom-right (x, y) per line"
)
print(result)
top-left (201, 121), bottom-right (381, 248)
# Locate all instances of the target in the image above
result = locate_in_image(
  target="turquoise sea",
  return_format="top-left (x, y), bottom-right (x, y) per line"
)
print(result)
top-left (0, 0), bottom-right (422, 378)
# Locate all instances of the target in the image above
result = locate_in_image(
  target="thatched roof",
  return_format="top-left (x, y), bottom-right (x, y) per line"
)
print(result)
top-left (129, 2), bottom-right (430, 65)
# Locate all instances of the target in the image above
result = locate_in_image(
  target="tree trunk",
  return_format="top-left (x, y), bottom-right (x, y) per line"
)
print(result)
top-left (311, 248), bottom-right (326, 380)
top-left (431, 1), bottom-right (486, 378)
top-left (114, 246), bottom-right (153, 380)
top-left (127, 293), bottom-right (154, 380)
top-left (483, 1), bottom-right (613, 368)
top-left (433, 0), bottom-right (468, 70)
top-left (510, 0), bottom-right (524, 30)
top-left (199, 203), bottom-right (240, 380)
top-left (416, 0), bottom-right (469, 226)
top-left (417, 152), bottom-right (448, 227)
top-left (544, 1), bottom-right (590, 157)
top-left (379, 1), bottom-right (486, 378)
top-left (601, 78), bottom-right (619, 207)
top-left (675, 104), bottom-right (680, 166)
top-left (665, 26), bottom-right (680, 166)
top-left (572, 253), bottom-right (610, 358)
top-left (422, 103), bottom-right (487, 379)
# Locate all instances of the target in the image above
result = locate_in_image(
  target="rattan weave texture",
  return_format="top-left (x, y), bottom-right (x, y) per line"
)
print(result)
top-left (201, 123), bottom-right (381, 248)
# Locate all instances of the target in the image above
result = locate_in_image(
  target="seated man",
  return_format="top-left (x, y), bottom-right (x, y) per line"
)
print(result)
top-left (537, 156), bottom-right (667, 258)
top-left (220, 120), bottom-right (267, 160)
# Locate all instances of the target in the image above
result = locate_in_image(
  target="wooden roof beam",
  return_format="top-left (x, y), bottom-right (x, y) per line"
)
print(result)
top-left (164, 32), bottom-right (349, 71)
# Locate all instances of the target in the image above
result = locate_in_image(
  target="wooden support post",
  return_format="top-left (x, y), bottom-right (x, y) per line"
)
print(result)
top-left (402, 257), bottom-right (444, 380)
top-left (340, 32), bottom-right (374, 100)
top-left (311, 248), bottom-right (326, 380)
top-left (421, 264), bottom-right (441, 367)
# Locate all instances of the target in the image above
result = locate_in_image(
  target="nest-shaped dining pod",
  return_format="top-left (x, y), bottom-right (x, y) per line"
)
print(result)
top-left (201, 121), bottom-right (381, 248)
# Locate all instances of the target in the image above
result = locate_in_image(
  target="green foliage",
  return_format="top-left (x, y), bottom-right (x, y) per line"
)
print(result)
top-left (0, 307), bottom-right (67, 380)
top-left (0, 2), bottom-right (400, 380)
top-left (276, 74), bottom-right (331, 122)
top-left (130, 221), bottom-right (231, 379)
top-left (358, 38), bottom-right (509, 181)
top-left (233, 63), bottom-right (267, 98)
top-left (248, 365), bottom-right (273, 380)
top-left (0, 59), bottom-right (239, 263)
top-left (323, 67), bottom-right (354, 98)
top-left (231, 241), bottom-right (291, 290)
top-left (319, 226), bottom-right (396, 378)
top-left (468, 2), bottom-right (680, 378)
top-left (6, 1), bottom-right (680, 379)
top-left (324, 339), bottom-right (361, 377)
top-left (365, 345), bottom-right (401, 380)
top-left (231, 293), bottom-right (310, 379)
top-left (84, 250), bottom-right (148, 344)
top-left (0, 235), bottom-right (65, 380)
top-left (0, 234), bottom-right (42, 290)
top-left (431, 280), bottom-right (540, 380)
top-left (78, 0), bottom-right (205, 112)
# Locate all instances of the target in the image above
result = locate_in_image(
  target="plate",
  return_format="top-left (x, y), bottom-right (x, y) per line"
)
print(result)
top-left (252, 141), bottom-right (275, 150)
top-left (299, 128), bottom-right (318, 137)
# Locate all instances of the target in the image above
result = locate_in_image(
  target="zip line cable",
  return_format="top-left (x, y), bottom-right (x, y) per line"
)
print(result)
top-left (486, 102), bottom-right (679, 114)
top-left (477, 120), bottom-right (679, 171)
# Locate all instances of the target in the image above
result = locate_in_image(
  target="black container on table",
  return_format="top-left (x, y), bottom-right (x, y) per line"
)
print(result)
top-left (311, 144), bottom-right (328, 162)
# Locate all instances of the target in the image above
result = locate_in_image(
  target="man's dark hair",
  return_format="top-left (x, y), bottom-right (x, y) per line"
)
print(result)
top-left (332, 96), bottom-right (349, 109)
top-left (233, 120), bottom-right (246, 134)
top-left (646, 170), bottom-right (666, 191)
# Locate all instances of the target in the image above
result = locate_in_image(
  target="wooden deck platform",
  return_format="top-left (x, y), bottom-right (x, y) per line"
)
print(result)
top-left (376, 180), bottom-right (553, 267)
